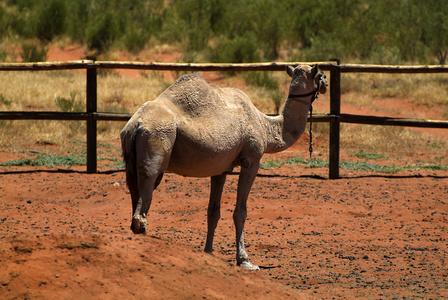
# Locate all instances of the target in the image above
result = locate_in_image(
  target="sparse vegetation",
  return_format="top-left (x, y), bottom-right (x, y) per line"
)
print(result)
top-left (33, 0), bottom-right (66, 42)
top-left (0, 154), bottom-right (86, 167)
top-left (244, 72), bottom-right (285, 114)
top-left (350, 150), bottom-right (387, 160)
top-left (0, 93), bottom-right (12, 106)
top-left (0, 1), bottom-right (447, 63)
top-left (0, 153), bottom-right (125, 168)
top-left (341, 73), bottom-right (448, 107)
top-left (55, 91), bottom-right (83, 113)
top-left (20, 43), bottom-right (47, 62)
top-left (0, 70), bottom-right (165, 153)
top-left (260, 157), bottom-right (448, 173)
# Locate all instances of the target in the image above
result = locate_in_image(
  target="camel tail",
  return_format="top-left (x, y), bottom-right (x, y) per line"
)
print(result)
top-left (121, 122), bottom-right (140, 208)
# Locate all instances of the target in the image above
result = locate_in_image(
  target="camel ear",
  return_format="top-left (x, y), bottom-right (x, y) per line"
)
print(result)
top-left (311, 64), bottom-right (319, 77)
top-left (286, 66), bottom-right (295, 77)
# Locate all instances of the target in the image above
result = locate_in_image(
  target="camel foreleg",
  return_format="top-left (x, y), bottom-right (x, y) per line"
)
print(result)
top-left (204, 173), bottom-right (227, 253)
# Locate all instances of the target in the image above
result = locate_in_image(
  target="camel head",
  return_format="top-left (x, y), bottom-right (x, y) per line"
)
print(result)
top-left (286, 65), bottom-right (328, 97)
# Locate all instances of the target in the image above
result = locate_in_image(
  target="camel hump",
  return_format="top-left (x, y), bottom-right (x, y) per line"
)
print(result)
top-left (163, 73), bottom-right (226, 117)
top-left (172, 72), bottom-right (204, 85)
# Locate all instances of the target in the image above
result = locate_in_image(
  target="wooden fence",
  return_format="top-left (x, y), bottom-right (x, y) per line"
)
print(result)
top-left (1, 60), bottom-right (448, 178)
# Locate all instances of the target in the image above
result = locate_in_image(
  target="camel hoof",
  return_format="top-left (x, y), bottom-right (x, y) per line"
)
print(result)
top-left (131, 217), bottom-right (147, 234)
top-left (238, 261), bottom-right (260, 271)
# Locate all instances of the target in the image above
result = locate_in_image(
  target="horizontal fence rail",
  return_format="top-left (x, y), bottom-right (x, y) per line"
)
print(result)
top-left (1, 60), bottom-right (447, 177)
top-left (0, 60), bottom-right (334, 72)
top-left (2, 60), bottom-right (448, 73)
top-left (338, 114), bottom-right (448, 128)
top-left (2, 111), bottom-right (446, 129)
top-left (0, 111), bottom-right (131, 121)
top-left (338, 64), bottom-right (448, 73)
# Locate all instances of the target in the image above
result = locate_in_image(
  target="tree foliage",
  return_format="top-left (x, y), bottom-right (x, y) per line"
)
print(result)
top-left (0, 0), bottom-right (446, 63)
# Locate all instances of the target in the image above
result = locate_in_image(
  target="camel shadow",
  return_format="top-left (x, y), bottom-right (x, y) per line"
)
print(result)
top-left (340, 173), bottom-right (448, 180)
top-left (227, 171), bottom-right (448, 180)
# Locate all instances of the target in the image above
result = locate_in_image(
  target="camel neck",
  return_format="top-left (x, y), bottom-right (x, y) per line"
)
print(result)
top-left (263, 99), bottom-right (311, 154)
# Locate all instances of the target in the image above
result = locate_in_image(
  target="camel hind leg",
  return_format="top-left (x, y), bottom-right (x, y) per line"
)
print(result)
top-left (131, 130), bottom-right (173, 234)
top-left (131, 173), bottom-right (159, 234)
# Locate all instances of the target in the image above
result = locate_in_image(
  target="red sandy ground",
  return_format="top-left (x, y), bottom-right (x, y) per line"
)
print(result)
top-left (1, 45), bottom-right (447, 299)
top-left (1, 148), bottom-right (448, 299)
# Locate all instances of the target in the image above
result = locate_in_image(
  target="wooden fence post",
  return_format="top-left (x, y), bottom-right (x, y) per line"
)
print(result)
top-left (86, 65), bottom-right (97, 173)
top-left (329, 59), bottom-right (341, 179)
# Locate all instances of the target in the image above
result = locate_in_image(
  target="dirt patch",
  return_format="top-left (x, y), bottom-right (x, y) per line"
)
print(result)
top-left (1, 148), bottom-right (448, 299)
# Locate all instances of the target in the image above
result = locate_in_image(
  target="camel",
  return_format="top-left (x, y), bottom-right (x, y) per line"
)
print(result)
top-left (121, 65), bottom-right (327, 270)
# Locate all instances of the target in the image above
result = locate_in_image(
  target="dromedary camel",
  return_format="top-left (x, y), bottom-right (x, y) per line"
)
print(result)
top-left (121, 65), bottom-right (327, 270)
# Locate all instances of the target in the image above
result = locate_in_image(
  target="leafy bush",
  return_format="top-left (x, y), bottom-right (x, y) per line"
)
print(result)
top-left (20, 43), bottom-right (47, 62)
top-left (86, 12), bottom-right (119, 53)
top-left (55, 92), bottom-right (83, 112)
top-left (244, 72), bottom-right (279, 90)
top-left (123, 26), bottom-right (147, 54)
top-left (1, 1), bottom-right (447, 64)
top-left (33, 0), bottom-right (66, 41)
top-left (244, 72), bottom-right (283, 113)
top-left (269, 89), bottom-right (285, 115)
top-left (65, 0), bottom-right (89, 43)
top-left (0, 48), bottom-right (7, 61)
top-left (209, 34), bottom-right (260, 63)
top-left (0, 94), bottom-right (12, 106)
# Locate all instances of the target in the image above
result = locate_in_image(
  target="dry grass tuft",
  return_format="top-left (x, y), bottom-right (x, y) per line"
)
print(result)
top-left (342, 73), bottom-right (448, 110)
top-left (339, 124), bottom-right (447, 153)
top-left (0, 70), bottom-right (167, 153)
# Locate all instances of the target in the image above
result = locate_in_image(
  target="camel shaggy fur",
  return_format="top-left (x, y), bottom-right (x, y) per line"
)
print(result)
top-left (121, 65), bottom-right (327, 270)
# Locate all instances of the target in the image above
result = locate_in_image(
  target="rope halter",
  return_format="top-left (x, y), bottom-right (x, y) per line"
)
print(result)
top-left (286, 74), bottom-right (323, 158)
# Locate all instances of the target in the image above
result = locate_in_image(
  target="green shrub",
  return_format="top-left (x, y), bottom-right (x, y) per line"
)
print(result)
top-left (65, 0), bottom-right (89, 43)
top-left (123, 27), bottom-right (147, 53)
top-left (244, 72), bottom-right (279, 90)
top-left (1, 0), bottom-right (447, 65)
top-left (350, 150), bottom-right (387, 160)
top-left (86, 12), bottom-right (119, 53)
top-left (244, 72), bottom-right (284, 113)
top-left (0, 94), bottom-right (12, 106)
top-left (34, 0), bottom-right (67, 41)
top-left (269, 89), bottom-right (285, 115)
top-left (209, 33), bottom-right (260, 63)
top-left (20, 43), bottom-right (47, 62)
top-left (0, 48), bottom-right (7, 61)
top-left (55, 92), bottom-right (83, 112)
top-left (5, 0), bottom-right (36, 10)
